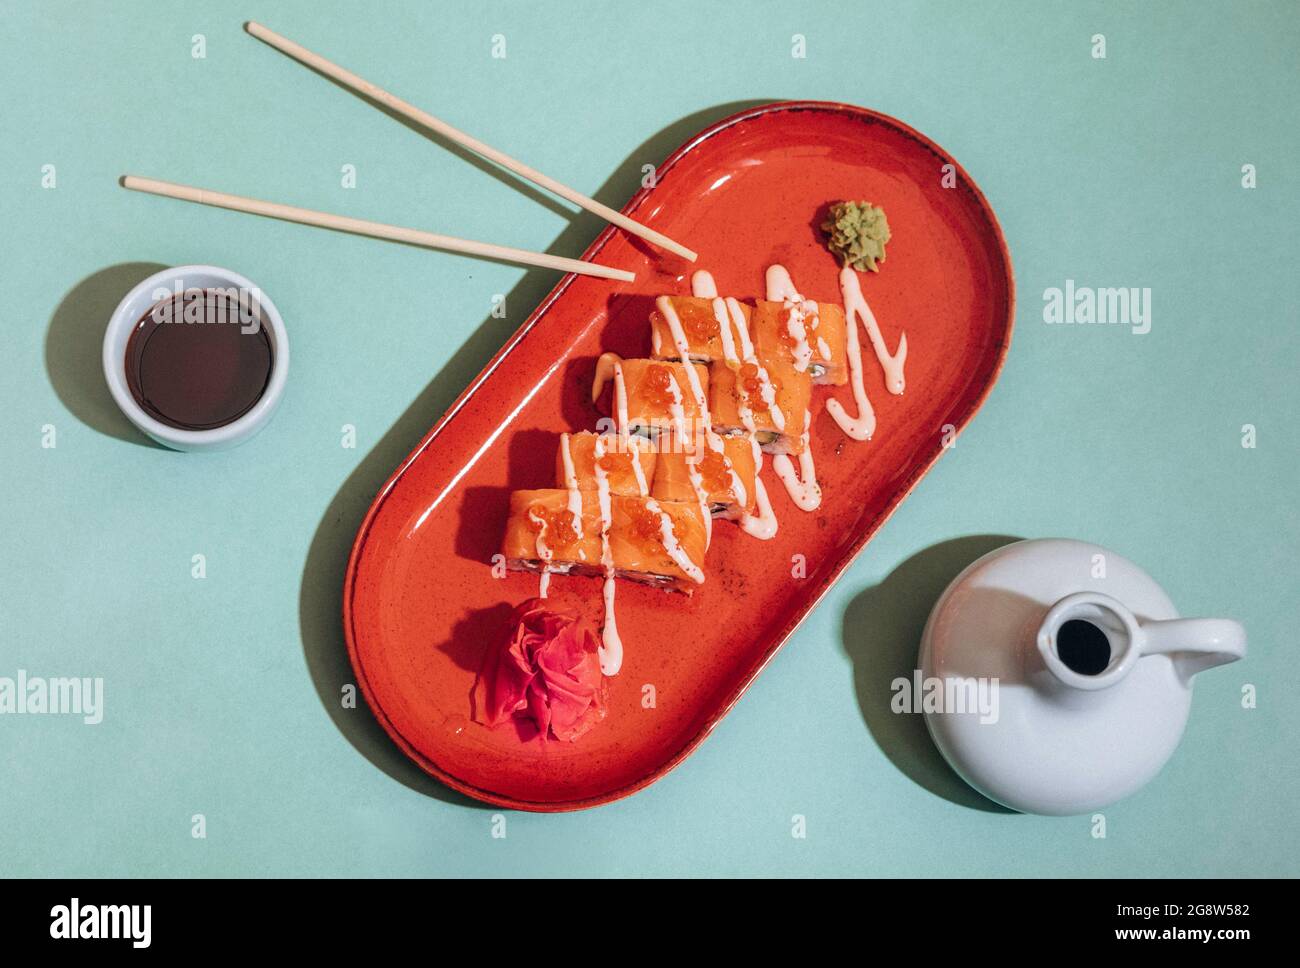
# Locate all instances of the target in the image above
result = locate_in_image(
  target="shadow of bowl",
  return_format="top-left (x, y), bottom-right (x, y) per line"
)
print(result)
top-left (45, 262), bottom-right (169, 448)
top-left (841, 534), bottom-right (1024, 812)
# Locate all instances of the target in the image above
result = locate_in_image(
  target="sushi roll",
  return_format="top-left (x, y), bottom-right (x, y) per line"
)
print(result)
top-left (651, 432), bottom-right (758, 520)
top-left (751, 298), bottom-right (849, 386)
top-left (608, 495), bottom-right (708, 594)
top-left (649, 295), bottom-right (754, 366)
top-left (556, 431), bottom-right (655, 496)
top-left (596, 357), bottom-right (710, 439)
top-left (502, 488), bottom-right (604, 577)
top-left (709, 357), bottom-right (813, 455)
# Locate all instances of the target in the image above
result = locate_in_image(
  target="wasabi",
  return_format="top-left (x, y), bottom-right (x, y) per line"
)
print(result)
top-left (821, 201), bottom-right (890, 272)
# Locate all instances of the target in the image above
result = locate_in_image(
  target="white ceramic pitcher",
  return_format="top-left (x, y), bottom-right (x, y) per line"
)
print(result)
top-left (919, 538), bottom-right (1246, 815)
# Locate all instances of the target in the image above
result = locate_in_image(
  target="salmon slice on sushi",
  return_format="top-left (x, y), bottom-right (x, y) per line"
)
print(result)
top-left (555, 431), bottom-right (656, 496)
top-left (592, 356), bottom-right (710, 440)
top-left (651, 432), bottom-right (758, 521)
top-left (608, 495), bottom-right (709, 594)
top-left (502, 488), bottom-right (604, 577)
top-left (709, 357), bottom-right (813, 455)
top-left (751, 298), bottom-right (849, 386)
top-left (649, 295), bottom-right (754, 366)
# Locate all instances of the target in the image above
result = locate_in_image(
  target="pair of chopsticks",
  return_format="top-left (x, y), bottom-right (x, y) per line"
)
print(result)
top-left (122, 22), bottom-right (697, 282)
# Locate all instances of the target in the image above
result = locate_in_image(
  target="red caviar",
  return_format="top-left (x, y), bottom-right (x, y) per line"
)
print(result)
top-left (527, 503), bottom-right (579, 546)
top-left (642, 364), bottom-right (680, 408)
top-left (777, 307), bottom-right (802, 347)
top-left (678, 302), bottom-right (719, 344)
top-left (629, 503), bottom-right (666, 547)
top-left (737, 362), bottom-right (779, 411)
top-left (596, 453), bottom-right (626, 474)
top-left (695, 447), bottom-right (731, 493)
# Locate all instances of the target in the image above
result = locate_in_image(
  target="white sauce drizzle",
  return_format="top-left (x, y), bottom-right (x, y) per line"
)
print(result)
top-left (559, 432), bottom-right (579, 489)
top-left (695, 269), bottom-right (780, 539)
top-left (727, 299), bottom-right (754, 360)
top-left (765, 266), bottom-right (821, 508)
top-left (560, 261), bottom-right (806, 695)
top-left (663, 370), bottom-right (688, 440)
top-left (841, 265), bottom-right (907, 395)
top-left (753, 368), bottom-right (786, 433)
top-left (701, 273), bottom-right (757, 361)
top-left (690, 270), bottom-right (718, 299)
top-left (591, 351), bottom-right (620, 403)
top-left (628, 441), bottom-right (649, 495)
top-left (765, 265), bottom-right (820, 373)
top-left (771, 412), bottom-right (821, 511)
top-left (662, 372), bottom-right (712, 544)
top-left (655, 288), bottom-right (748, 538)
top-left (654, 296), bottom-right (711, 420)
top-left (737, 436), bottom-right (778, 539)
top-left (709, 433), bottom-right (748, 511)
top-left (686, 446), bottom-right (712, 545)
top-left (573, 265), bottom-right (830, 660)
top-left (557, 433), bottom-right (585, 554)
top-left (690, 270), bottom-right (748, 369)
top-left (713, 297), bottom-right (739, 363)
top-left (645, 497), bottom-right (705, 585)
top-left (694, 272), bottom-right (778, 435)
top-left (733, 335), bottom-right (781, 433)
top-left (742, 478), bottom-right (779, 538)
top-left (599, 571), bottom-right (620, 674)
top-left (825, 282), bottom-right (877, 440)
top-left (592, 435), bottom-right (622, 676)
top-left (656, 296), bottom-right (722, 542)
top-left (527, 506), bottom-right (554, 598)
top-left (613, 363), bottom-right (629, 435)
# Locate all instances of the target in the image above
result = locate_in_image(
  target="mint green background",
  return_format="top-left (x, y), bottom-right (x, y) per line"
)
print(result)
top-left (2, 1), bottom-right (1296, 877)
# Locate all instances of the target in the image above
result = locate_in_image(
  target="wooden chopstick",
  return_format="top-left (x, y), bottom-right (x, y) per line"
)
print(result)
top-left (244, 21), bottom-right (698, 263)
top-left (120, 176), bottom-right (637, 283)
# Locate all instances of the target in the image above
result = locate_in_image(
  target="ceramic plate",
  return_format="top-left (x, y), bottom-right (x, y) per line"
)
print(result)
top-left (343, 101), bottom-right (1014, 810)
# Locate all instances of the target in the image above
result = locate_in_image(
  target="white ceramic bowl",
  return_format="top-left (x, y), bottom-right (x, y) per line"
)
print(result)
top-left (102, 265), bottom-right (289, 451)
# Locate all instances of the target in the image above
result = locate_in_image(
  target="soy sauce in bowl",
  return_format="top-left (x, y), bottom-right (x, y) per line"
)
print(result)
top-left (124, 289), bottom-right (274, 431)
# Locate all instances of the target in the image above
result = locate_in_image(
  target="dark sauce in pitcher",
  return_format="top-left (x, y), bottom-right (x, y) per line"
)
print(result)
top-left (124, 289), bottom-right (273, 431)
top-left (1056, 619), bottom-right (1112, 676)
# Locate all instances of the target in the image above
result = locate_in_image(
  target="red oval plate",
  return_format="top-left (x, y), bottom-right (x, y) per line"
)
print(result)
top-left (344, 101), bottom-right (1014, 811)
